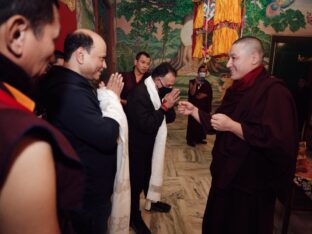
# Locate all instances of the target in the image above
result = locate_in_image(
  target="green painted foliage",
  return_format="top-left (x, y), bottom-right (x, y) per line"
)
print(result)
top-left (244, 1), bottom-right (271, 57)
top-left (263, 9), bottom-right (305, 32)
top-left (116, 0), bottom-right (193, 71)
top-left (244, 0), bottom-right (306, 57)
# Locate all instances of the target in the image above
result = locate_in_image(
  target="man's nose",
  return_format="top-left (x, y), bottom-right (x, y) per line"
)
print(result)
top-left (226, 59), bottom-right (231, 68)
top-left (103, 60), bottom-right (107, 69)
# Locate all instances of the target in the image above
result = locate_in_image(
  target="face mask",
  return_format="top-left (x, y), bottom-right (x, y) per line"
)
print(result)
top-left (159, 87), bottom-right (172, 99)
top-left (199, 72), bottom-right (206, 78)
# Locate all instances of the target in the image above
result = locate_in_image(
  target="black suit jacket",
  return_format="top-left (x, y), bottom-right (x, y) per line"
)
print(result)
top-left (40, 66), bottom-right (119, 201)
top-left (126, 82), bottom-right (175, 158)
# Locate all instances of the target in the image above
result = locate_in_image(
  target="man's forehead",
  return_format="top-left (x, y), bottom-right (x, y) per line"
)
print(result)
top-left (229, 43), bottom-right (245, 55)
top-left (138, 55), bottom-right (150, 61)
top-left (91, 40), bottom-right (106, 53)
top-left (164, 72), bottom-right (176, 83)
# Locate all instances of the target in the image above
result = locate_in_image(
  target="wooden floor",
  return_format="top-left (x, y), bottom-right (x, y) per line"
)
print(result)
top-left (131, 112), bottom-right (214, 234)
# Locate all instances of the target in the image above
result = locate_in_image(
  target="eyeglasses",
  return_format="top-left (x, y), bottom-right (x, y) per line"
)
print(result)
top-left (159, 78), bottom-right (173, 88)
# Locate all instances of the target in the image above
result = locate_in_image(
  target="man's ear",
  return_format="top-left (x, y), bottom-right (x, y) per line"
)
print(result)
top-left (76, 47), bottom-right (85, 64)
top-left (251, 51), bottom-right (261, 65)
top-left (5, 15), bottom-right (29, 57)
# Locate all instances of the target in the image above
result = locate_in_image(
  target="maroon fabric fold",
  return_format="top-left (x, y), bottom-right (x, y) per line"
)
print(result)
top-left (231, 65), bottom-right (265, 91)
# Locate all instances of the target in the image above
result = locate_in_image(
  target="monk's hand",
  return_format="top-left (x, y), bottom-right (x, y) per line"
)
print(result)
top-left (106, 73), bottom-right (124, 98)
top-left (178, 101), bottom-right (195, 115)
top-left (163, 88), bottom-right (180, 109)
top-left (211, 113), bottom-right (233, 131)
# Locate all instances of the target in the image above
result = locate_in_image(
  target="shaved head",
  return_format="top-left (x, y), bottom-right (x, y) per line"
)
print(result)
top-left (227, 36), bottom-right (265, 80)
top-left (233, 36), bottom-right (264, 60)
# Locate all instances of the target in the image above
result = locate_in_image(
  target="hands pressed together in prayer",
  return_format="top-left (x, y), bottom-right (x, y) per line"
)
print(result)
top-left (99, 73), bottom-right (124, 98)
top-left (163, 88), bottom-right (180, 109)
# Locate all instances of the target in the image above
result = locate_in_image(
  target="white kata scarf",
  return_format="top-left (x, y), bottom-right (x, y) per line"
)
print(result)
top-left (97, 88), bottom-right (130, 234)
top-left (144, 76), bottom-right (167, 209)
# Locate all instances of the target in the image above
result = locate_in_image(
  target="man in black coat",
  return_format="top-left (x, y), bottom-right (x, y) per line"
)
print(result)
top-left (40, 29), bottom-right (123, 234)
top-left (126, 62), bottom-right (180, 234)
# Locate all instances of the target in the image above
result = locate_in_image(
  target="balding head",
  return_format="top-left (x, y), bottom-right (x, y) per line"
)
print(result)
top-left (64, 29), bottom-right (105, 62)
top-left (63, 29), bottom-right (107, 80)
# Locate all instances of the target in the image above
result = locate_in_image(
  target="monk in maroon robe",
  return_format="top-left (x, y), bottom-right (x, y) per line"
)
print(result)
top-left (179, 36), bottom-right (298, 234)
top-left (0, 2), bottom-right (83, 233)
top-left (186, 65), bottom-right (212, 146)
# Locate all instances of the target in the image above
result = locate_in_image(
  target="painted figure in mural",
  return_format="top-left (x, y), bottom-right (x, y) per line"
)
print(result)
top-left (120, 51), bottom-right (151, 106)
top-left (266, 0), bottom-right (295, 17)
top-left (0, 1), bottom-right (84, 234)
top-left (186, 65), bottom-right (212, 147)
top-left (39, 29), bottom-right (123, 234)
top-left (126, 63), bottom-right (180, 234)
top-left (178, 36), bottom-right (298, 234)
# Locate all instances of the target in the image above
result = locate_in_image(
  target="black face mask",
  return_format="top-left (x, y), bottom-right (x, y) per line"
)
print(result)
top-left (158, 87), bottom-right (172, 99)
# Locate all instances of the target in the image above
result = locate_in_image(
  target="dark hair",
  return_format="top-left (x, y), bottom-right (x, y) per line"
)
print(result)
top-left (0, 0), bottom-right (59, 36)
top-left (151, 62), bottom-right (177, 79)
top-left (63, 32), bottom-right (94, 62)
top-left (197, 65), bottom-right (206, 73)
top-left (54, 50), bottom-right (64, 59)
top-left (136, 51), bottom-right (151, 60)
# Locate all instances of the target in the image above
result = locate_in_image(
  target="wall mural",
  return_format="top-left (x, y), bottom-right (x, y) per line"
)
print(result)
top-left (77, 0), bottom-right (96, 31)
top-left (244, 0), bottom-right (310, 60)
top-left (116, 0), bottom-right (311, 71)
top-left (115, 0), bottom-right (311, 99)
top-left (116, 0), bottom-right (194, 73)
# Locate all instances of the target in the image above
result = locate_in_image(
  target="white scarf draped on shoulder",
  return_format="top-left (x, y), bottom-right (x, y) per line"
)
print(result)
top-left (144, 76), bottom-right (167, 209)
top-left (97, 88), bottom-right (130, 234)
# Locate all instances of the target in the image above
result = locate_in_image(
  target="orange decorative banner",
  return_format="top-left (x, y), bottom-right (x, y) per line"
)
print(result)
top-left (61, 0), bottom-right (76, 12)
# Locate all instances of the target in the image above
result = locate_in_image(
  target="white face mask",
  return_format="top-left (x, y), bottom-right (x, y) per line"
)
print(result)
top-left (199, 72), bottom-right (206, 78)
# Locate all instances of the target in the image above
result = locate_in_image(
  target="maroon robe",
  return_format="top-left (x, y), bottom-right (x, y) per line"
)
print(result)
top-left (120, 69), bottom-right (150, 101)
top-left (0, 54), bottom-right (84, 234)
top-left (199, 68), bottom-right (298, 234)
top-left (186, 79), bottom-right (212, 144)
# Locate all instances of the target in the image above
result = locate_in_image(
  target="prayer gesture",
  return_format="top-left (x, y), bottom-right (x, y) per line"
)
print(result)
top-left (106, 72), bottom-right (124, 97)
top-left (163, 88), bottom-right (180, 109)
